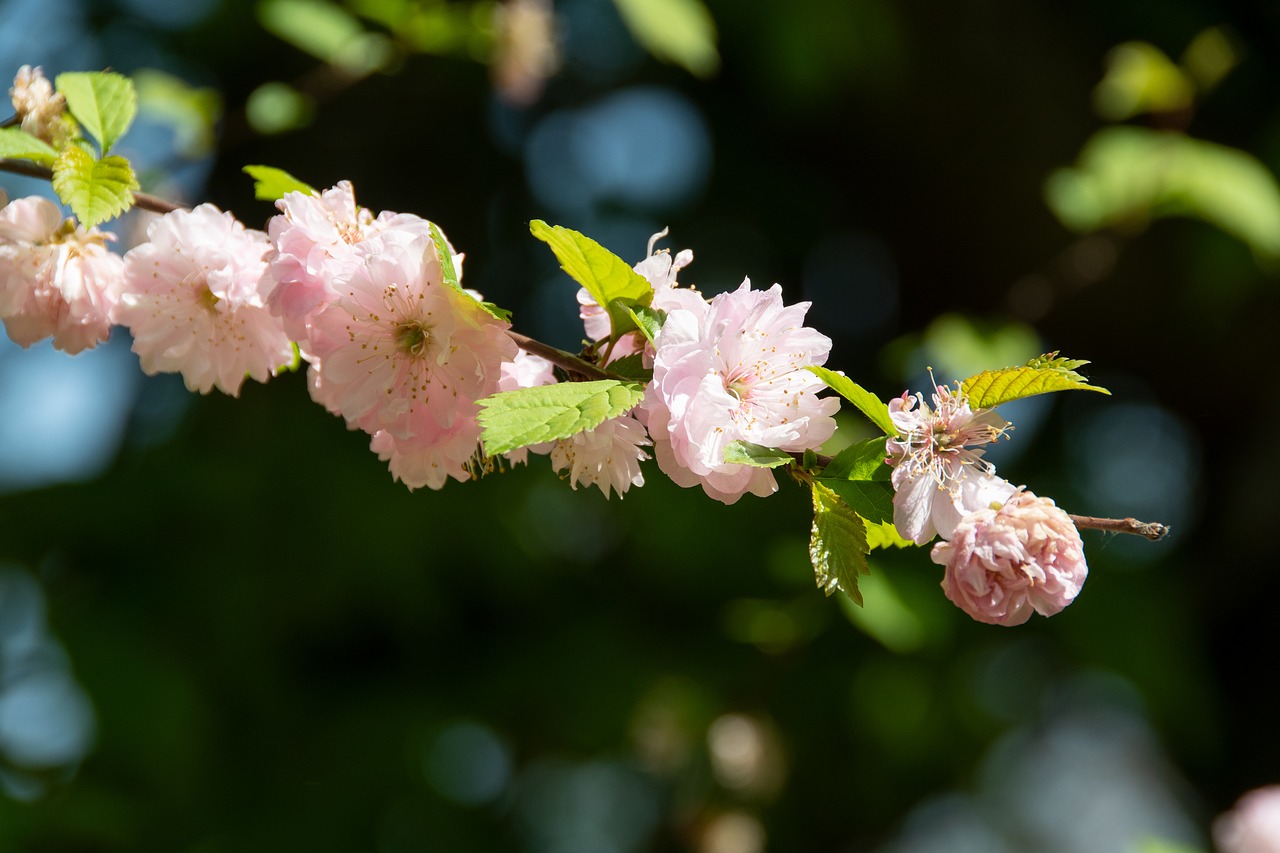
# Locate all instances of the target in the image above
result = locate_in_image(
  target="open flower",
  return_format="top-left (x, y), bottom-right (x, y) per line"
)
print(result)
top-left (549, 413), bottom-right (649, 499)
top-left (9, 66), bottom-right (69, 146)
top-left (642, 279), bottom-right (838, 504)
top-left (0, 195), bottom-right (124, 354)
top-left (932, 489), bottom-right (1088, 626)
top-left (1215, 785), bottom-right (1280, 853)
top-left (886, 384), bottom-right (1014, 543)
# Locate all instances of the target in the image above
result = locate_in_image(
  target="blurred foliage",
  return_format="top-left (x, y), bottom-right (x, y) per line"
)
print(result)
top-left (2, 0), bottom-right (1280, 850)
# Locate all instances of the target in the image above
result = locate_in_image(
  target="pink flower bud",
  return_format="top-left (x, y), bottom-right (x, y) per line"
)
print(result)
top-left (931, 490), bottom-right (1087, 626)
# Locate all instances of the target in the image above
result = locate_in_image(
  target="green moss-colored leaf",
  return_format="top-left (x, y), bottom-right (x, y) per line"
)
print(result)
top-left (611, 0), bottom-right (719, 77)
top-left (810, 482), bottom-right (869, 605)
top-left (818, 436), bottom-right (890, 481)
top-left (51, 147), bottom-right (138, 227)
top-left (722, 441), bottom-right (792, 469)
top-left (822, 479), bottom-right (893, 526)
top-left (622, 303), bottom-right (666, 345)
top-left (530, 221), bottom-right (653, 339)
top-left (961, 351), bottom-right (1110, 408)
top-left (243, 165), bottom-right (317, 201)
top-left (55, 71), bottom-right (136, 154)
top-left (864, 519), bottom-right (913, 550)
top-left (476, 380), bottom-right (645, 456)
top-left (0, 127), bottom-right (58, 164)
top-left (807, 366), bottom-right (895, 436)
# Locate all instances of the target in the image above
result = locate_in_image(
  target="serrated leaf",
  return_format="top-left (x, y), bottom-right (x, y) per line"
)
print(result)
top-left (243, 165), bottom-right (316, 201)
top-left (55, 71), bottom-right (136, 154)
top-left (0, 127), bottom-right (58, 164)
top-left (807, 366), bottom-right (896, 436)
top-left (611, 0), bottom-right (719, 77)
top-left (864, 519), bottom-right (913, 550)
top-left (51, 147), bottom-right (138, 227)
top-left (604, 353), bottom-right (651, 382)
top-left (723, 441), bottom-right (792, 469)
top-left (822, 479), bottom-right (894, 525)
top-left (961, 351), bottom-right (1110, 408)
top-left (622, 303), bottom-right (665, 345)
top-left (425, 220), bottom-right (511, 323)
top-left (476, 380), bottom-right (645, 456)
top-left (530, 220), bottom-right (653, 339)
top-left (810, 482), bottom-right (869, 605)
top-left (818, 436), bottom-right (890, 481)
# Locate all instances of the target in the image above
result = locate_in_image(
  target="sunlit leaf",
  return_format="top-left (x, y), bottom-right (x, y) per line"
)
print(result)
top-left (529, 220), bottom-right (653, 339)
top-left (51, 146), bottom-right (138, 227)
top-left (810, 482), bottom-right (869, 605)
top-left (961, 351), bottom-right (1109, 408)
top-left (1046, 126), bottom-right (1280, 263)
top-left (258, 0), bottom-right (392, 73)
top-left (723, 441), bottom-right (792, 469)
top-left (0, 127), bottom-right (57, 164)
top-left (611, 0), bottom-right (719, 77)
top-left (424, 221), bottom-right (511, 322)
top-left (245, 82), bottom-right (316, 135)
top-left (476, 380), bottom-right (645, 456)
top-left (55, 71), bottom-right (136, 154)
top-left (807, 366), bottom-right (895, 436)
top-left (864, 519), bottom-right (913, 551)
top-left (243, 164), bottom-right (316, 201)
top-left (1093, 41), bottom-right (1193, 121)
top-left (818, 436), bottom-right (890, 481)
top-left (622, 303), bottom-right (665, 345)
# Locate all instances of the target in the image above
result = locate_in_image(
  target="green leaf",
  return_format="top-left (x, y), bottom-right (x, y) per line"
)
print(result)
top-left (961, 351), bottom-right (1110, 408)
top-left (806, 366), bottom-right (896, 436)
top-left (258, 0), bottom-right (392, 74)
top-left (822, 479), bottom-right (894, 526)
top-left (51, 147), bottom-right (138, 227)
top-left (1093, 41), bottom-right (1193, 121)
top-left (604, 353), bottom-right (651, 383)
top-left (818, 436), bottom-right (890, 481)
top-left (243, 165), bottom-right (316, 201)
top-left (864, 519), bottom-right (913, 550)
top-left (611, 0), bottom-right (719, 77)
top-left (425, 221), bottom-right (511, 323)
top-left (0, 127), bottom-right (58, 164)
top-left (530, 220), bottom-right (653, 340)
top-left (476, 380), bottom-right (645, 456)
top-left (810, 482), bottom-right (869, 605)
top-left (622, 303), bottom-right (666, 345)
top-left (722, 441), bottom-right (793, 469)
top-left (55, 71), bottom-right (136, 154)
top-left (245, 82), bottom-right (316, 134)
top-left (1046, 126), bottom-right (1280, 262)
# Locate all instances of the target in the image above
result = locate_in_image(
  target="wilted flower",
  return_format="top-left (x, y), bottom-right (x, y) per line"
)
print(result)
top-left (116, 204), bottom-right (293, 395)
top-left (1214, 785), bottom-right (1280, 853)
top-left (887, 384), bottom-right (1014, 544)
top-left (932, 489), bottom-right (1088, 626)
top-left (642, 279), bottom-right (838, 504)
top-left (9, 65), bottom-right (69, 146)
top-left (0, 195), bottom-right (124, 354)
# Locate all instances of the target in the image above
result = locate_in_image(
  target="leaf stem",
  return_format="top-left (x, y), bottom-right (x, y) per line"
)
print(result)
top-left (0, 158), bottom-right (185, 215)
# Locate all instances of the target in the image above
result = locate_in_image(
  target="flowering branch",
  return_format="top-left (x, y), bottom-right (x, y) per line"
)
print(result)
top-left (0, 158), bottom-right (185, 216)
top-left (505, 330), bottom-right (613, 381)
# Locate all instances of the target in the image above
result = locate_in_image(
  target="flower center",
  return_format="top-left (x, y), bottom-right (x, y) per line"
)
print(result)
top-left (394, 321), bottom-right (432, 357)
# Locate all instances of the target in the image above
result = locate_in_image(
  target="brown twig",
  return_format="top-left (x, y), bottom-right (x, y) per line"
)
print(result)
top-left (1069, 514), bottom-right (1169, 541)
top-left (0, 158), bottom-right (186, 215)
top-left (505, 330), bottom-right (614, 381)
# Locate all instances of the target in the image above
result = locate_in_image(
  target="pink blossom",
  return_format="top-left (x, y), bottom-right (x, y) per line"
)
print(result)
top-left (370, 417), bottom-right (484, 491)
top-left (0, 195), bottom-right (124, 354)
top-left (931, 490), bottom-right (1087, 626)
top-left (577, 229), bottom-right (694, 357)
top-left (550, 413), bottom-right (649, 498)
top-left (259, 181), bottom-right (435, 343)
top-left (641, 279), bottom-right (839, 504)
top-left (1215, 786), bottom-right (1280, 853)
top-left (306, 233), bottom-right (516, 441)
top-left (886, 384), bottom-right (1014, 544)
top-left (116, 204), bottom-right (294, 396)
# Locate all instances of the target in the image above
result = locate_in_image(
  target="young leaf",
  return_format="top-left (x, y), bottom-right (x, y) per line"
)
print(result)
top-left (723, 441), bottom-right (793, 469)
top-left (810, 482), bottom-right (870, 605)
top-left (822, 479), bottom-right (894, 525)
top-left (55, 71), bottom-right (136, 154)
top-left (961, 351), bottom-right (1110, 409)
top-left (611, 0), bottom-right (719, 77)
top-left (243, 165), bottom-right (316, 201)
top-left (530, 220), bottom-right (653, 325)
top-left (621, 303), bottom-right (666, 345)
top-left (807, 366), bottom-right (896, 436)
top-left (603, 353), bottom-right (651, 383)
top-left (426, 220), bottom-right (511, 323)
top-left (865, 519), bottom-right (914, 550)
top-left (818, 436), bottom-right (890, 482)
top-left (0, 127), bottom-right (58, 164)
top-left (51, 147), bottom-right (138, 227)
top-left (477, 380), bottom-right (645, 456)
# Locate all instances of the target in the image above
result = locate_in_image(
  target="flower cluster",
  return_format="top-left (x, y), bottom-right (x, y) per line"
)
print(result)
top-left (887, 383), bottom-right (1088, 626)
